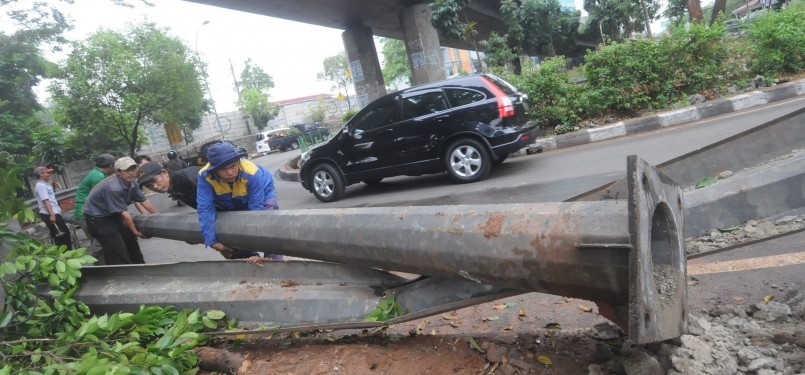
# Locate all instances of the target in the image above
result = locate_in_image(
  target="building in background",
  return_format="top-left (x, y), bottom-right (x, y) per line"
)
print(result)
top-left (443, 48), bottom-right (484, 77)
top-left (266, 94), bottom-right (352, 129)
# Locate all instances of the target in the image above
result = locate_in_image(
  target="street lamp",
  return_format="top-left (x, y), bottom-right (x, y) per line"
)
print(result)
top-left (195, 20), bottom-right (223, 134)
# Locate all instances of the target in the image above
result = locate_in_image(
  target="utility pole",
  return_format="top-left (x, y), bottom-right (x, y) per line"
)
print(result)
top-left (230, 58), bottom-right (251, 134)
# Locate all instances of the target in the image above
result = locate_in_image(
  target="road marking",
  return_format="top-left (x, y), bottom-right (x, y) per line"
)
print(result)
top-left (687, 251), bottom-right (805, 275)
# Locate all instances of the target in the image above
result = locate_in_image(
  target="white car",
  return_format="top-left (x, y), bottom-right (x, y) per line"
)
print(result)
top-left (255, 128), bottom-right (290, 155)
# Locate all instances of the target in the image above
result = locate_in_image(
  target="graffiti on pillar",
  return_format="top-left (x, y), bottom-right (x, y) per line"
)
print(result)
top-left (411, 52), bottom-right (425, 69)
top-left (356, 85), bottom-right (370, 108)
top-left (350, 60), bottom-right (364, 82)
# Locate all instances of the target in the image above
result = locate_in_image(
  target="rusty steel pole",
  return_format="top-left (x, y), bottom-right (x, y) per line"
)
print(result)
top-left (132, 156), bottom-right (687, 343)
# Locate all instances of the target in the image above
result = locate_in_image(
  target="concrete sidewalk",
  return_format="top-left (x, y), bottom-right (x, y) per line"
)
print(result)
top-left (277, 78), bottom-right (805, 182)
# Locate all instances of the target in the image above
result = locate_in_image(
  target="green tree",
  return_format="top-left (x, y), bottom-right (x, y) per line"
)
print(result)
top-left (583, 0), bottom-right (659, 41)
top-left (517, 0), bottom-right (581, 56)
top-left (237, 58), bottom-right (279, 131)
top-left (480, 31), bottom-right (518, 70)
top-left (379, 38), bottom-right (412, 90)
top-left (31, 124), bottom-right (68, 172)
top-left (304, 99), bottom-right (328, 124)
top-left (429, 0), bottom-right (471, 42)
top-left (49, 22), bottom-right (206, 157)
top-left (316, 51), bottom-right (353, 110)
top-left (0, 30), bottom-right (58, 171)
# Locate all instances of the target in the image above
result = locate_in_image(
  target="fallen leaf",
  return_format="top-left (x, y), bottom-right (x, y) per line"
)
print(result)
top-left (687, 280), bottom-right (699, 286)
top-left (763, 294), bottom-right (774, 302)
top-left (505, 302), bottom-right (517, 308)
top-left (578, 304), bottom-right (593, 312)
top-left (235, 334), bottom-right (246, 340)
top-left (491, 304), bottom-right (508, 310)
top-left (518, 308), bottom-right (526, 317)
top-left (442, 313), bottom-right (462, 321)
top-left (449, 321), bottom-right (461, 328)
top-left (537, 355), bottom-right (553, 365)
top-left (695, 176), bottom-right (719, 189)
top-left (469, 337), bottom-right (486, 353)
top-left (484, 316), bottom-right (500, 321)
top-left (430, 328), bottom-right (436, 335)
top-left (717, 224), bottom-right (740, 233)
top-left (544, 322), bottom-right (561, 330)
top-left (503, 325), bottom-right (514, 331)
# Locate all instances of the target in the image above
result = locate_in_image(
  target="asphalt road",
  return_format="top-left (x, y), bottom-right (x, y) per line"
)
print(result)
top-left (131, 96), bottom-right (804, 263)
top-left (258, 96), bottom-right (805, 208)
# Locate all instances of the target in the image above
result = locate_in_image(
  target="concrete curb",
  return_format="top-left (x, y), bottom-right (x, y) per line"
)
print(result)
top-left (515, 78), bottom-right (805, 158)
top-left (278, 155), bottom-right (301, 182)
top-left (685, 155), bottom-right (805, 236)
top-left (279, 78), bottom-right (805, 182)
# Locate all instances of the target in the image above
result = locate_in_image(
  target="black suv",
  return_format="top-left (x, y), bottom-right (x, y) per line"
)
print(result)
top-left (300, 74), bottom-right (539, 202)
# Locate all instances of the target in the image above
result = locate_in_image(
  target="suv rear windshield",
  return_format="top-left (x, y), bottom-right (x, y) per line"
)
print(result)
top-left (483, 74), bottom-right (517, 95)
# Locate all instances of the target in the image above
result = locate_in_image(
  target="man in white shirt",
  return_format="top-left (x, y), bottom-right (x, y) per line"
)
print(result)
top-left (33, 166), bottom-right (72, 249)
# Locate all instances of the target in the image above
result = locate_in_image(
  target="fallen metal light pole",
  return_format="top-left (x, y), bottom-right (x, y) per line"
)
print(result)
top-left (78, 156), bottom-right (687, 344)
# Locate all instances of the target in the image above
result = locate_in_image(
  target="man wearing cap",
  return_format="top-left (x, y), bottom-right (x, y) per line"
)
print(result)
top-left (197, 142), bottom-right (281, 260)
top-left (137, 162), bottom-right (204, 209)
top-left (83, 157), bottom-right (157, 265)
top-left (33, 166), bottom-right (72, 250)
top-left (72, 154), bottom-right (116, 252)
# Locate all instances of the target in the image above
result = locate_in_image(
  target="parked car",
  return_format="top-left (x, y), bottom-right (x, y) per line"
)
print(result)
top-left (299, 74), bottom-right (539, 202)
top-left (255, 128), bottom-right (290, 155)
top-left (268, 123), bottom-right (330, 152)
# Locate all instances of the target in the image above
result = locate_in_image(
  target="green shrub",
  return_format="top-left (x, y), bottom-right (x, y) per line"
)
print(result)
top-left (584, 39), bottom-right (668, 111)
top-left (747, 3), bottom-right (805, 77)
top-left (341, 108), bottom-right (359, 122)
top-left (0, 168), bottom-right (229, 374)
top-left (659, 20), bottom-right (732, 95)
top-left (498, 57), bottom-right (593, 131)
top-left (584, 21), bottom-right (733, 112)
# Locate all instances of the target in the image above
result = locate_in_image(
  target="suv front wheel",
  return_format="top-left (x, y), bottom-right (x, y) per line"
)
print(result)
top-left (444, 138), bottom-right (491, 183)
top-left (310, 163), bottom-right (345, 202)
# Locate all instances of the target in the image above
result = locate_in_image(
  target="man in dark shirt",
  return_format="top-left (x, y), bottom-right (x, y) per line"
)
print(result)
top-left (137, 162), bottom-right (204, 209)
top-left (84, 157), bottom-right (157, 265)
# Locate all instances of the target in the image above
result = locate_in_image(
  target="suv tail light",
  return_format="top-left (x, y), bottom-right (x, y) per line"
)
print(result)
top-left (482, 76), bottom-right (515, 118)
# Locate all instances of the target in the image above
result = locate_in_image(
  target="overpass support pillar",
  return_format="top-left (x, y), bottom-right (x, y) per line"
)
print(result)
top-left (342, 24), bottom-right (386, 108)
top-left (400, 3), bottom-right (445, 85)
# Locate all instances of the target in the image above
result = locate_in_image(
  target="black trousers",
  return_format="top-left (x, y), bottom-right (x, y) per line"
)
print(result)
top-left (39, 213), bottom-right (72, 250)
top-left (84, 214), bottom-right (144, 265)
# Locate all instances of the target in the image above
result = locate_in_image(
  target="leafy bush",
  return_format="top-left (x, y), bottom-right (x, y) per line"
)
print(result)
top-left (584, 21), bottom-right (736, 112)
top-left (0, 168), bottom-right (228, 374)
top-left (497, 57), bottom-right (594, 132)
top-left (659, 20), bottom-right (733, 96)
top-left (747, 3), bottom-right (805, 77)
top-left (341, 108), bottom-right (359, 122)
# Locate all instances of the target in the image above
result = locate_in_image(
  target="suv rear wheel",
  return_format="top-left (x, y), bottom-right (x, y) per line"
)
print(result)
top-left (310, 163), bottom-right (345, 202)
top-left (444, 138), bottom-right (491, 183)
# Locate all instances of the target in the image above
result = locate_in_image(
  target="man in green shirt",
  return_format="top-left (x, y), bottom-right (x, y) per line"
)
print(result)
top-left (73, 154), bottom-right (115, 254)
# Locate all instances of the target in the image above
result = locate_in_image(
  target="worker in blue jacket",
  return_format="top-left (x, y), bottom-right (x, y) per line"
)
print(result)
top-left (197, 141), bottom-right (282, 260)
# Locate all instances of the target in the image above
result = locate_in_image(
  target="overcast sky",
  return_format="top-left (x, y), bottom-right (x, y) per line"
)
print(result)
top-left (4, 0), bottom-right (353, 113)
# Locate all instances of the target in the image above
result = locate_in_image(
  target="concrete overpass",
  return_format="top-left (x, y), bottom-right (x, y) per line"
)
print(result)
top-left (187, 0), bottom-right (508, 105)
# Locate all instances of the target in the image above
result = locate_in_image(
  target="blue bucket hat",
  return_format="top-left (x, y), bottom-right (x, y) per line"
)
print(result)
top-left (206, 142), bottom-right (246, 170)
